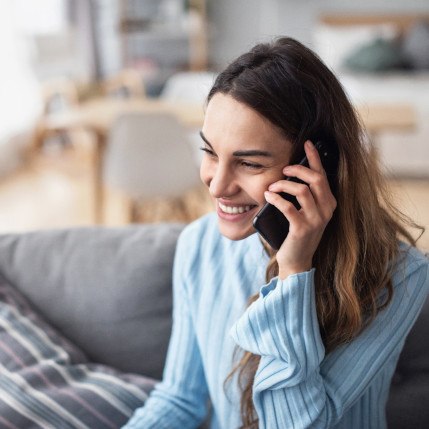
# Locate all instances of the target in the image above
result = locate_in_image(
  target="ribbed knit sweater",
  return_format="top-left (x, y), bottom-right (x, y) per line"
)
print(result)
top-left (123, 213), bottom-right (429, 429)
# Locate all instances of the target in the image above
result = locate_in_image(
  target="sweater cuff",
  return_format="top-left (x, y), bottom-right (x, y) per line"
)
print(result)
top-left (230, 268), bottom-right (324, 366)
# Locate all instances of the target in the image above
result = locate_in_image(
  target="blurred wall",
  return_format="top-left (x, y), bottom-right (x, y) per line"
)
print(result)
top-left (208, 0), bottom-right (429, 68)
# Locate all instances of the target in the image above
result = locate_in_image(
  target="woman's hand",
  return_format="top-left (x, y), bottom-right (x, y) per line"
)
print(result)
top-left (263, 140), bottom-right (337, 280)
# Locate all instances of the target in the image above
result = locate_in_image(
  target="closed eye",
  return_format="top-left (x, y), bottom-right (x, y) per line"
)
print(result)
top-left (240, 160), bottom-right (264, 170)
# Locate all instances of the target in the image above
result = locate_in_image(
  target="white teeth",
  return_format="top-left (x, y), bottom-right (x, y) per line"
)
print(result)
top-left (219, 203), bottom-right (253, 214)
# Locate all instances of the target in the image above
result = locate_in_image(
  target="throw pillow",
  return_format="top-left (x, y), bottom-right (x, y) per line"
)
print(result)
top-left (0, 279), bottom-right (156, 428)
top-left (312, 22), bottom-right (399, 73)
top-left (343, 37), bottom-right (407, 72)
top-left (402, 20), bottom-right (429, 70)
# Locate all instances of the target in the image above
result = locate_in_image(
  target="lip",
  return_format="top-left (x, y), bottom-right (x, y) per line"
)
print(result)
top-left (216, 201), bottom-right (258, 221)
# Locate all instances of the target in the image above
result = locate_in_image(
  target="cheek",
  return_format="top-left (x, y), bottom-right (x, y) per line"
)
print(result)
top-left (253, 172), bottom-right (284, 201)
top-left (253, 180), bottom-right (271, 202)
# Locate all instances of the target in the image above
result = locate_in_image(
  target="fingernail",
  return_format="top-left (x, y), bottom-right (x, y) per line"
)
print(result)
top-left (264, 191), bottom-right (272, 200)
top-left (305, 140), bottom-right (314, 149)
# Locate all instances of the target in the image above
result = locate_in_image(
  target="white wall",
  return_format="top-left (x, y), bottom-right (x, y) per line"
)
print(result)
top-left (207, 0), bottom-right (429, 177)
top-left (208, 0), bottom-right (429, 68)
top-left (0, 1), bottom-right (43, 176)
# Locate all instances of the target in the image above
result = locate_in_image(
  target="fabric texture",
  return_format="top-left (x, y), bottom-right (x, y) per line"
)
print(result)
top-left (124, 213), bottom-right (429, 429)
top-left (0, 224), bottom-right (183, 380)
top-left (0, 278), bottom-right (156, 429)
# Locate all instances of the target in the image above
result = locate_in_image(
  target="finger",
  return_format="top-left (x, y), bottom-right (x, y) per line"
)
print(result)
top-left (302, 141), bottom-right (337, 218)
top-left (272, 164), bottom-right (332, 208)
top-left (264, 191), bottom-right (301, 223)
top-left (268, 180), bottom-right (318, 213)
top-left (282, 140), bottom-right (328, 186)
top-left (269, 176), bottom-right (336, 222)
top-left (282, 164), bottom-right (326, 186)
top-left (265, 191), bottom-right (326, 239)
top-left (304, 140), bottom-right (325, 174)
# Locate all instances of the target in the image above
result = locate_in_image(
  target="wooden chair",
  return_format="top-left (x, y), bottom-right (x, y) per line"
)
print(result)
top-left (103, 111), bottom-right (200, 223)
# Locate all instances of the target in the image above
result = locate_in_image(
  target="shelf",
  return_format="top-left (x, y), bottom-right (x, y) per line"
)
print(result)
top-left (119, 0), bottom-right (208, 91)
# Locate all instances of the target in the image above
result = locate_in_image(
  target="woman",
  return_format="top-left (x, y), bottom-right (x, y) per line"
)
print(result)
top-left (124, 37), bottom-right (428, 429)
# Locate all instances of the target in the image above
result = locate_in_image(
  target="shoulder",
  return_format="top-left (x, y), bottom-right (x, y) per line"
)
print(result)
top-left (391, 242), bottom-right (429, 296)
top-left (173, 213), bottom-right (223, 275)
top-left (176, 212), bottom-right (220, 254)
top-left (395, 242), bottom-right (428, 275)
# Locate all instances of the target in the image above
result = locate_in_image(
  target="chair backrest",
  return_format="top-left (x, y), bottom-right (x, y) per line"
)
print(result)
top-left (103, 112), bottom-right (200, 200)
top-left (160, 71), bottom-right (217, 104)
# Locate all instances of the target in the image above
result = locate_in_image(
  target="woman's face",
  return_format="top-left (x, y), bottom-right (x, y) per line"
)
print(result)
top-left (200, 93), bottom-right (293, 241)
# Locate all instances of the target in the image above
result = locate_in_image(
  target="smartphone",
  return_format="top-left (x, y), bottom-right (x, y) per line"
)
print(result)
top-left (253, 141), bottom-right (339, 250)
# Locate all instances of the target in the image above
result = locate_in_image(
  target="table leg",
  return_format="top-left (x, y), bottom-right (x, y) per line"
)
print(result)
top-left (92, 132), bottom-right (106, 224)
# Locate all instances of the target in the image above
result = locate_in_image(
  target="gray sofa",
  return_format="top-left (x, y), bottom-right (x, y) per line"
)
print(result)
top-left (0, 224), bottom-right (427, 428)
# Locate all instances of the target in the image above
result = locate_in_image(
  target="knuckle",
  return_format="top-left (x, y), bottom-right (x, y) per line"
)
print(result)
top-left (296, 184), bottom-right (310, 197)
top-left (329, 198), bottom-right (337, 214)
top-left (313, 216), bottom-right (324, 229)
top-left (280, 202), bottom-right (294, 215)
top-left (313, 174), bottom-right (324, 186)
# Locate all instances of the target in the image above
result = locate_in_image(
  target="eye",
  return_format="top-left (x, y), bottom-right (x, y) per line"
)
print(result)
top-left (240, 160), bottom-right (264, 170)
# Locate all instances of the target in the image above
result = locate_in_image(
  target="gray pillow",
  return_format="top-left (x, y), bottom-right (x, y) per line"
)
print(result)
top-left (0, 223), bottom-right (184, 380)
top-left (343, 37), bottom-right (407, 72)
top-left (402, 20), bottom-right (429, 70)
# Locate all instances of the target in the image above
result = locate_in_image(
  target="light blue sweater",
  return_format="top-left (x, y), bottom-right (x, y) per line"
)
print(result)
top-left (124, 213), bottom-right (429, 429)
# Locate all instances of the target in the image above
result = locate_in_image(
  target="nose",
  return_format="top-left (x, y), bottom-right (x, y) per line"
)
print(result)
top-left (201, 162), bottom-right (239, 198)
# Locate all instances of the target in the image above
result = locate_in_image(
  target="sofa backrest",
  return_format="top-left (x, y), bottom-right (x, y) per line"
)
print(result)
top-left (0, 223), bottom-right (184, 380)
top-left (0, 225), bottom-right (427, 427)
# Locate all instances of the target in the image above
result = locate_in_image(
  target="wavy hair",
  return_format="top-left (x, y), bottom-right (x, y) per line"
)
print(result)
top-left (207, 37), bottom-right (423, 428)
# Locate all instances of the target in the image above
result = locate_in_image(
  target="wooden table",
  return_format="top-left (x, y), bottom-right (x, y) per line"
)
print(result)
top-left (34, 98), bottom-right (205, 223)
top-left (40, 97), bottom-right (205, 134)
top-left (36, 99), bottom-right (417, 223)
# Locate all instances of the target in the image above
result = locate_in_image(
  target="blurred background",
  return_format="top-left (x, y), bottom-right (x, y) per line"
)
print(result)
top-left (0, 0), bottom-right (428, 249)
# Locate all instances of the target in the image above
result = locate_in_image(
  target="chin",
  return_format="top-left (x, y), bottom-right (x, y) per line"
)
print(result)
top-left (217, 220), bottom-right (256, 241)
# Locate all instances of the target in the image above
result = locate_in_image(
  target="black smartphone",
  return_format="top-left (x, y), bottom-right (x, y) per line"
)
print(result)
top-left (253, 141), bottom-right (339, 250)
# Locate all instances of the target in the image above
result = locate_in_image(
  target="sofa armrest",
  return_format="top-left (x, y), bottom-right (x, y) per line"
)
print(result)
top-left (386, 293), bottom-right (429, 428)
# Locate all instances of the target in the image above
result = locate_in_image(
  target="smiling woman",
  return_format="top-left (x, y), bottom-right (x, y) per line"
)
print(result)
top-left (199, 94), bottom-right (292, 241)
top-left (123, 37), bottom-right (429, 429)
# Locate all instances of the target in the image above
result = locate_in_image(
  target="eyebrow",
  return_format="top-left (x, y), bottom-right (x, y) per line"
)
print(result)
top-left (199, 131), bottom-right (274, 158)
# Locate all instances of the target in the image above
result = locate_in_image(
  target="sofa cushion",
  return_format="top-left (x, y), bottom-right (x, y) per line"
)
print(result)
top-left (386, 293), bottom-right (429, 428)
top-left (343, 37), bottom-right (407, 72)
top-left (402, 20), bottom-right (429, 70)
top-left (0, 278), bottom-right (156, 428)
top-left (0, 223), bottom-right (184, 380)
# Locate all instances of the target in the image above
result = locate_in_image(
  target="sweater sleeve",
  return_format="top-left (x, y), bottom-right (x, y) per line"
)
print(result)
top-left (123, 233), bottom-right (209, 429)
top-left (230, 256), bottom-right (429, 428)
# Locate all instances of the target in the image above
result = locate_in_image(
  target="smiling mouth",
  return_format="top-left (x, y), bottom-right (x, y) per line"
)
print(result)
top-left (218, 202), bottom-right (257, 215)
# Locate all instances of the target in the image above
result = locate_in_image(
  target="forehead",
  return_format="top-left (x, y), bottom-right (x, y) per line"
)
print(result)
top-left (202, 93), bottom-right (291, 153)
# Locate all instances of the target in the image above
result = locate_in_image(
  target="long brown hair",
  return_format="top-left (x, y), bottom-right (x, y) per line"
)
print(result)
top-left (207, 37), bottom-right (423, 428)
